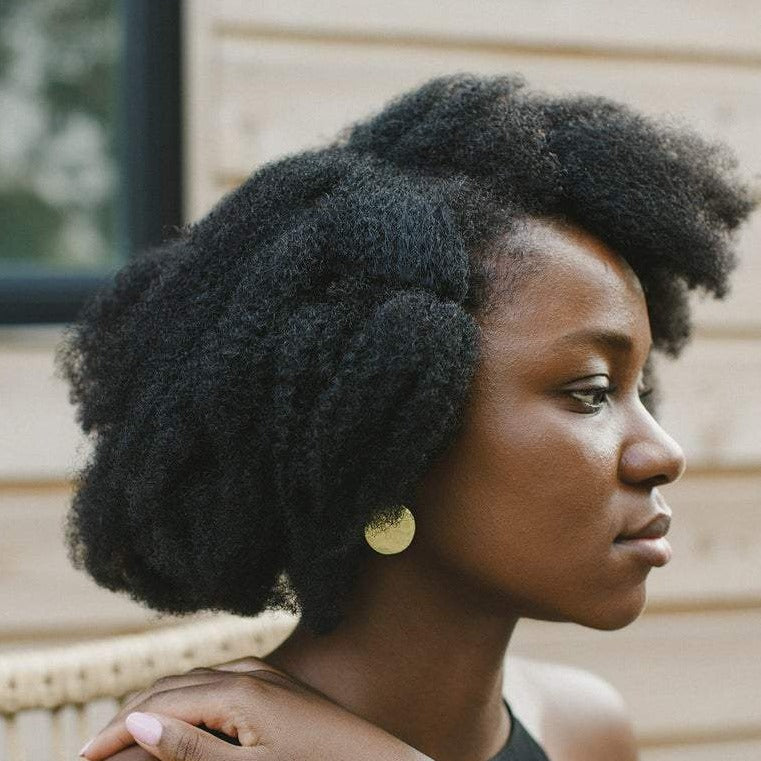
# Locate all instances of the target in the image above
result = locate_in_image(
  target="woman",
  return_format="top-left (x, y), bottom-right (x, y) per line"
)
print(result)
top-left (60, 73), bottom-right (756, 761)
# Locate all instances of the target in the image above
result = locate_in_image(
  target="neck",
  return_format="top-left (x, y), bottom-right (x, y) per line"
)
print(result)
top-left (262, 547), bottom-right (519, 761)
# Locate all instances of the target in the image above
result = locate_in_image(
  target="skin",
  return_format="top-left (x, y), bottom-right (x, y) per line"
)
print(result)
top-left (85, 653), bottom-right (634, 761)
top-left (261, 216), bottom-right (686, 761)
top-left (90, 215), bottom-right (685, 761)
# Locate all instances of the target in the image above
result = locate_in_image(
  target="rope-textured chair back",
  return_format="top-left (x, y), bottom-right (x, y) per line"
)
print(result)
top-left (0, 611), bottom-right (298, 761)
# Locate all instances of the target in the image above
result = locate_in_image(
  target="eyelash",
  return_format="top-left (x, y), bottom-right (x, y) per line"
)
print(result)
top-left (568, 385), bottom-right (654, 413)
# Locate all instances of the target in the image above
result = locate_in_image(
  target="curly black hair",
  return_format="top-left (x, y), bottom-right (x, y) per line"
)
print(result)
top-left (56, 72), bottom-right (756, 635)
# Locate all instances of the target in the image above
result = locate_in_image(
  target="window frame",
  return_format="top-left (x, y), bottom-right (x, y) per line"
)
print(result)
top-left (0, 0), bottom-right (183, 325)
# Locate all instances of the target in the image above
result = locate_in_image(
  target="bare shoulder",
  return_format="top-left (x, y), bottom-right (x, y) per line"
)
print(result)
top-left (505, 655), bottom-right (639, 761)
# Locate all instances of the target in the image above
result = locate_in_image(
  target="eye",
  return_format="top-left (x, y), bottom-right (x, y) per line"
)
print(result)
top-left (567, 385), bottom-right (653, 414)
top-left (568, 386), bottom-right (611, 413)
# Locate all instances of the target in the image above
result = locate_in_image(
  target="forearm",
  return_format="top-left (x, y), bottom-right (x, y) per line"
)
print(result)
top-left (203, 724), bottom-right (435, 761)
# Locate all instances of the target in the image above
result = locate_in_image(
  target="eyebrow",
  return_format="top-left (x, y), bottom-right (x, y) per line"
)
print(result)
top-left (550, 328), bottom-right (652, 356)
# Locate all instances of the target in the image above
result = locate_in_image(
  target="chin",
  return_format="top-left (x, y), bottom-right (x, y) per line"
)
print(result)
top-left (578, 584), bottom-right (649, 630)
top-left (521, 585), bottom-right (648, 630)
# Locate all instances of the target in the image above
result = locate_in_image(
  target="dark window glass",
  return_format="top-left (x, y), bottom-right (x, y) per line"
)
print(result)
top-left (0, 0), bottom-right (181, 324)
top-left (0, 0), bottom-right (124, 275)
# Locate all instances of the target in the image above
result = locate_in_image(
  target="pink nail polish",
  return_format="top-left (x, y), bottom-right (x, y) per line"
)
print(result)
top-left (125, 712), bottom-right (163, 746)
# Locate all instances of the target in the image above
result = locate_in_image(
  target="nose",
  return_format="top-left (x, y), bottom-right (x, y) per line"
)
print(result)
top-left (618, 415), bottom-right (687, 488)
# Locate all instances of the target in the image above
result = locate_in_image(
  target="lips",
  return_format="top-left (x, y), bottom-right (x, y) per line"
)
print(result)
top-left (615, 511), bottom-right (671, 542)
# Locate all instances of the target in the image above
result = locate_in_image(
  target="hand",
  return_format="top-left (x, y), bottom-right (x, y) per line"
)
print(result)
top-left (80, 656), bottom-right (433, 761)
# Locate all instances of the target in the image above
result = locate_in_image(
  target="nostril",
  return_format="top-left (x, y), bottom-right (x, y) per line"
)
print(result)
top-left (643, 474), bottom-right (671, 489)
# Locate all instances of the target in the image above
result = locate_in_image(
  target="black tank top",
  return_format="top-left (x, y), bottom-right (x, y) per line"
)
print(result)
top-left (485, 699), bottom-right (551, 761)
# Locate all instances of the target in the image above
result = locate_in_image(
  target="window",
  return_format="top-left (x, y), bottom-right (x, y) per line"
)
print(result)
top-left (0, 0), bottom-right (182, 324)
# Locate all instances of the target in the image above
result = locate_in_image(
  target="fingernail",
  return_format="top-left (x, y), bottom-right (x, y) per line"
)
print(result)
top-left (78, 738), bottom-right (93, 757)
top-left (125, 712), bottom-right (163, 746)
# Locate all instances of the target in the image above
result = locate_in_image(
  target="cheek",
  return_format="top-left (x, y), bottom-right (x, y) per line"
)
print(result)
top-left (415, 398), bottom-right (620, 582)
top-left (461, 402), bottom-right (622, 582)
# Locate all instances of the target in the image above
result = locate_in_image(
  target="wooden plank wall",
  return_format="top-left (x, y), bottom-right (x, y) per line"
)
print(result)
top-left (0, 2), bottom-right (758, 759)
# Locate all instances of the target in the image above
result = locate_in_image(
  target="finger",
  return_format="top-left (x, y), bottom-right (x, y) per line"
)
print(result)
top-left (80, 676), bottom-right (230, 761)
top-left (102, 745), bottom-right (157, 761)
top-left (116, 664), bottom-right (287, 717)
top-left (118, 669), bottom-right (222, 715)
top-left (208, 657), bottom-right (273, 672)
top-left (124, 712), bottom-right (265, 761)
top-left (84, 670), bottom-right (226, 757)
top-left (178, 663), bottom-right (305, 698)
top-left (81, 678), bottom-right (262, 760)
top-left (209, 657), bottom-right (298, 685)
top-left (113, 667), bottom-right (295, 733)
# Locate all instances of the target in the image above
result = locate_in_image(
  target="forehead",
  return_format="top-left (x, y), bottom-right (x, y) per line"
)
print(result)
top-left (481, 218), bottom-right (650, 355)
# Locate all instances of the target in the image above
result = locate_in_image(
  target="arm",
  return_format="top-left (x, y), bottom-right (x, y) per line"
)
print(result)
top-left (109, 710), bottom-right (431, 761)
top-left (81, 660), bottom-right (433, 761)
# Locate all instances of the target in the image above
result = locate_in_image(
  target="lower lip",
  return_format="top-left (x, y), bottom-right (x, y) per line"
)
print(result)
top-left (613, 536), bottom-right (672, 566)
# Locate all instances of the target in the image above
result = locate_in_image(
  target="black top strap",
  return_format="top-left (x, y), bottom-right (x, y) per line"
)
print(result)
top-left (485, 699), bottom-right (551, 761)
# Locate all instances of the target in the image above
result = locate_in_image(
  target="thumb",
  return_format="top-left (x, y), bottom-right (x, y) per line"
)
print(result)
top-left (124, 711), bottom-right (257, 761)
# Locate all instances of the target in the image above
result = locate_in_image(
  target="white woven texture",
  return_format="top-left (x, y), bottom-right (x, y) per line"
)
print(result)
top-left (0, 611), bottom-right (298, 761)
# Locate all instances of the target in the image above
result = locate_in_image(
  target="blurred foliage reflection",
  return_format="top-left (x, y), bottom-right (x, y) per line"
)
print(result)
top-left (0, 0), bottom-right (122, 272)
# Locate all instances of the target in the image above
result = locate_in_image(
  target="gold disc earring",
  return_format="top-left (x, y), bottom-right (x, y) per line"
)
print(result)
top-left (364, 505), bottom-right (416, 555)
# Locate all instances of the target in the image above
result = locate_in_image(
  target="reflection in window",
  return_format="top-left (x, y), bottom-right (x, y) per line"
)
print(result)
top-left (0, 0), bottom-right (123, 273)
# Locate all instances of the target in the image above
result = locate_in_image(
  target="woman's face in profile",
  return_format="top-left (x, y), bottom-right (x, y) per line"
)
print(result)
top-left (413, 217), bottom-right (687, 630)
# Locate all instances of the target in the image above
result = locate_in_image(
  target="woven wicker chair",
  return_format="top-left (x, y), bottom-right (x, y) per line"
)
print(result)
top-left (0, 611), bottom-right (298, 761)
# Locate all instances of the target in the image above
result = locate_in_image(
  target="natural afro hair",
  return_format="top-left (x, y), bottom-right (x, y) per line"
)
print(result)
top-left (56, 72), bottom-right (756, 635)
